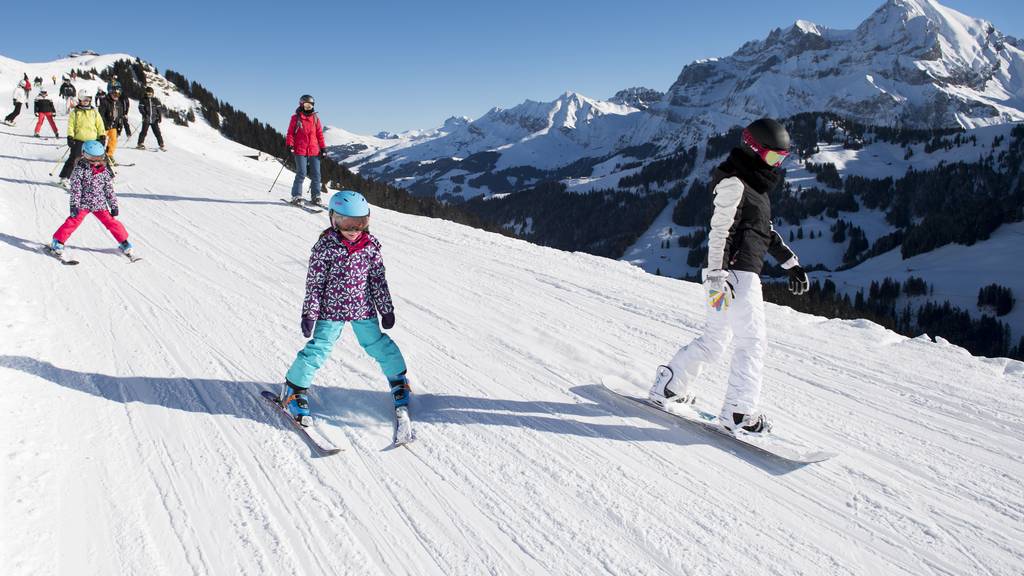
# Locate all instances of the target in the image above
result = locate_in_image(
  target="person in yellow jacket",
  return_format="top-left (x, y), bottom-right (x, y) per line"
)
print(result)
top-left (58, 90), bottom-right (106, 187)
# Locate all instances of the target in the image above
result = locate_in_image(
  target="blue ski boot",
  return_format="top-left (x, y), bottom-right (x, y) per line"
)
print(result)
top-left (389, 372), bottom-right (415, 444)
top-left (49, 238), bottom-right (65, 255)
top-left (282, 381), bottom-right (312, 427)
top-left (118, 240), bottom-right (133, 256)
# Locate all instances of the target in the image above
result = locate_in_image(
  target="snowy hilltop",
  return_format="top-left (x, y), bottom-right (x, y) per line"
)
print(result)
top-left (2, 49), bottom-right (1024, 576)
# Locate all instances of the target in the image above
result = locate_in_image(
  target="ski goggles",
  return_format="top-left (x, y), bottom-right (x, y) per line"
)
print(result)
top-left (742, 128), bottom-right (790, 167)
top-left (331, 213), bottom-right (369, 232)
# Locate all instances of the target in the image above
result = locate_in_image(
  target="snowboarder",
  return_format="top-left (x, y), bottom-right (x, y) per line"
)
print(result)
top-left (49, 140), bottom-right (133, 257)
top-left (33, 91), bottom-right (59, 138)
top-left (59, 78), bottom-right (77, 114)
top-left (649, 118), bottom-right (809, 434)
top-left (281, 190), bottom-right (408, 427)
top-left (98, 89), bottom-right (130, 164)
top-left (136, 86), bottom-right (165, 150)
top-left (59, 90), bottom-right (106, 187)
top-left (285, 94), bottom-right (326, 205)
top-left (3, 75), bottom-right (31, 125)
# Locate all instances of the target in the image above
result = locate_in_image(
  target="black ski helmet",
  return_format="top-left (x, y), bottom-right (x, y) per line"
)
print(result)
top-left (742, 118), bottom-right (790, 153)
top-left (299, 94), bottom-right (315, 105)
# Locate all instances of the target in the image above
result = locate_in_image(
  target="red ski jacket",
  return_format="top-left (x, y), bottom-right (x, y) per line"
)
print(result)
top-left (285, 111), bottom-right (326, 156)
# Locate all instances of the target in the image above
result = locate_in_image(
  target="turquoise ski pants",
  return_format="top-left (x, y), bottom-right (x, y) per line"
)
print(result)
top-left (285, 318), bottom-right (407, 389)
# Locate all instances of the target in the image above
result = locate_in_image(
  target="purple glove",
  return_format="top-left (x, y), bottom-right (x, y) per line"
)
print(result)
top-left (380, 312), bottom-right (395, 330)
top-left (301, 317), bottom-right (315, 338)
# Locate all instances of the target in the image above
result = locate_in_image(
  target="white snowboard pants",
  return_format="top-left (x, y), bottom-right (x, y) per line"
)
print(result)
top-left (667, 270), bottom-right (767, 415)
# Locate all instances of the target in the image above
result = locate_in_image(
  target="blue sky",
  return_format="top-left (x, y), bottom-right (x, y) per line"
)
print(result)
top-left (3, 1), bottom-right (1022, 135)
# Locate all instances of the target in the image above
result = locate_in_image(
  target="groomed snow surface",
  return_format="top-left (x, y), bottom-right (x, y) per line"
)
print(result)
top-left (2, 90), bottom-right (1024, 576)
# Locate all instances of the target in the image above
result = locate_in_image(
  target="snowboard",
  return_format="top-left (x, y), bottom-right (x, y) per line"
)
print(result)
top-left (602, 376), bottom-right (837, 464)
top-left (260, 390), bottom-right (343, 456)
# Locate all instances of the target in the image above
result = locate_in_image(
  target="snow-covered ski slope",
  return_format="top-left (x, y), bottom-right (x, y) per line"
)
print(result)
top-left (2, 71), bottom-right (1024, 576)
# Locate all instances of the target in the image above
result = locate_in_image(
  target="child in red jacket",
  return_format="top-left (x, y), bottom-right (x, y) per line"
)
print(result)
top-left (33, 91), bottom-right (59, 138)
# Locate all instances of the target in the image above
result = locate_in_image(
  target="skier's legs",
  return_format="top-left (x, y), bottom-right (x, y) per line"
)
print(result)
top-left (105, 128), bottom-right (118, 158)
top-left (291, 155), bottom-right (308, 198)
top-left (45, 113), bottom-right (58, 135)
top-left (58, 140), bottom-right (84, 179)
top-left (351, 318), bottom-right (407, 380)
top-left (53, 210), bottom-right (89, 243)
top-left (92, 210), bottom-right (129, 244)
top-left (308, 156), bottom-right (321, 198)
top-left (152, 123), bottom-right (164, 147)
top-left (34, 114), bottom-right (45, 134)
top-left (4, 101), bottom-right (22, 123)
top-left (284, 320), bottom-right (345, 389)
top-left (721, 271), bottom-right (768, 414)
top-left (137, 122), bottom-right (149, 145)
top-left (664, 284), bottom-right (734, 392)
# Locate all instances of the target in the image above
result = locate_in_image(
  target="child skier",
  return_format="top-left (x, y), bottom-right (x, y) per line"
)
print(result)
top-left (49, 140), bottom-right (133, 257)
top-left (33, 91), bottom-right (59, 138)
top-left (3, 75), bottom-right (30, 125)
top-left (282, 190), bottom-right (410, 434)
top-left (649, 118), bottom-right (809, 434)
top-left (136, 86), bottom-right (165, 150)
top-left (59, 90), bottom-right (105, 187)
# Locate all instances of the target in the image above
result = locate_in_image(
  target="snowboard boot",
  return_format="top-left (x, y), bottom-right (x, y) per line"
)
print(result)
top-left (283, 380), bottom-right (312, 427)
top-left (648, 365), bottom-right (696, 407)
top-left (719, 408), bottom-right (773, 435)
top-left (49, 238), bottom-right (65, 255)
top-left (118, 240), bottom-right (133, 256)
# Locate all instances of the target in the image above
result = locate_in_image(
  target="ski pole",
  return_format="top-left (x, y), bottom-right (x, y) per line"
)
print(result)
top-left (105, 153), bottom-right (117, 178)
top-left (49, 146), bottom-right (70, 176)
top-left (267, 159), bottom-right (287, 194)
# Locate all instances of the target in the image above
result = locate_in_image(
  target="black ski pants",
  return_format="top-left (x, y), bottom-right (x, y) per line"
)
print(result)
top-left (137, 122), bottom-right (163, 147)
top-left (4, 101), bottom-right (23, 123)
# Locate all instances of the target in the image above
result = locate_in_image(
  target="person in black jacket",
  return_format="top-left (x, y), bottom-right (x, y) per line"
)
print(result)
top-left (136, 86), bottom-right (165, 150)
top-left (98, 89), bottom-right (130, 163)
top-left (649, 118), bottom-right (809, 435)
top-left (59, 78), bottom-right (77, 113)
top-left (33, 91), bottom-right (59, 137)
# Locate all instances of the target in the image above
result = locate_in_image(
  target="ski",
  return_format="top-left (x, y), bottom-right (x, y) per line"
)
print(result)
top-left (280, 198), bottom-right (324, 213)
top-left (122, 252), bottom-right (143, 264)
top-left (602, 377), bottom-right (837, 464)
top-left (40, 244), bottom-right (79, 265)
top-left (393, 405), bottom-right (416, 447)
top-left (259, 390), bottom-right (343, 456)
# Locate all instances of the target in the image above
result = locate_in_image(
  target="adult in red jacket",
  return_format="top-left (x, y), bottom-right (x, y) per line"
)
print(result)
top-left (285, 94), bottom-right (326, 204)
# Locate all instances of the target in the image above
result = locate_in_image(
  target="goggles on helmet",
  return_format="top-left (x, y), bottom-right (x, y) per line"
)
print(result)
top-left (742, 128), bottom-right (790, 167)
top-left (331, 212), bottom-right (369, 232)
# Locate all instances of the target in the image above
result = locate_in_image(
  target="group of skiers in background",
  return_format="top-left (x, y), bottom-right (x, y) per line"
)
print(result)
top-left (10, 68), bottom-right (809, 439)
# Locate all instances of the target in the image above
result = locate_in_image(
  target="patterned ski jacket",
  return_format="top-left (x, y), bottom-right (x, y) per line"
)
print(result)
top-left (68, 160), bottom-right (117, 213)
top-left (301, 229), bottom-right (394, 322)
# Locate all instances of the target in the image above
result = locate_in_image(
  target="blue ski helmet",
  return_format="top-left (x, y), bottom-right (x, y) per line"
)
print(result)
top-left (328, 190), bottom-right (370, 217)
top-left (82, 140), bottom-right (106, 159)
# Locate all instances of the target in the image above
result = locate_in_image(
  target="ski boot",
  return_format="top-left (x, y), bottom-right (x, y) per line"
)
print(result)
top-left (59, 178), bottom-right (69, 189)
top-left (289, 196), bottom-right (303, 206)
top-left (49, 238), bottom-right (65, 255)
top-left (159, 145), bottom-right (166, 151)
top-left (118, 240), bottom-right (133, 256)
top-left (282, 380), bottom-right (312, 427)
top-left (390, 372), bottom-right (415, 444)
top-left (309, 195), bottom-right (322, 207)
top-left (33, 132), bottom-right (40, 138)
top-left (648, 365), bottom-right (696, 408)
top-left (136, 143), bottom-right (146, 150)
top-left (719, 407), bottom-right (773, 435)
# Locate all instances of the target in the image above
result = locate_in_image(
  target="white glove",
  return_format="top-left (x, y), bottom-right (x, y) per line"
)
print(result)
top-left (703, 269), bottom-right (732, 311)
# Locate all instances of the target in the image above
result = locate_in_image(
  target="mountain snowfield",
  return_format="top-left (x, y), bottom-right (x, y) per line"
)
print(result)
top-left (330, 0), bottom-right (1024, 201)
top-left (2, 57), bottom-right (1024, 576)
